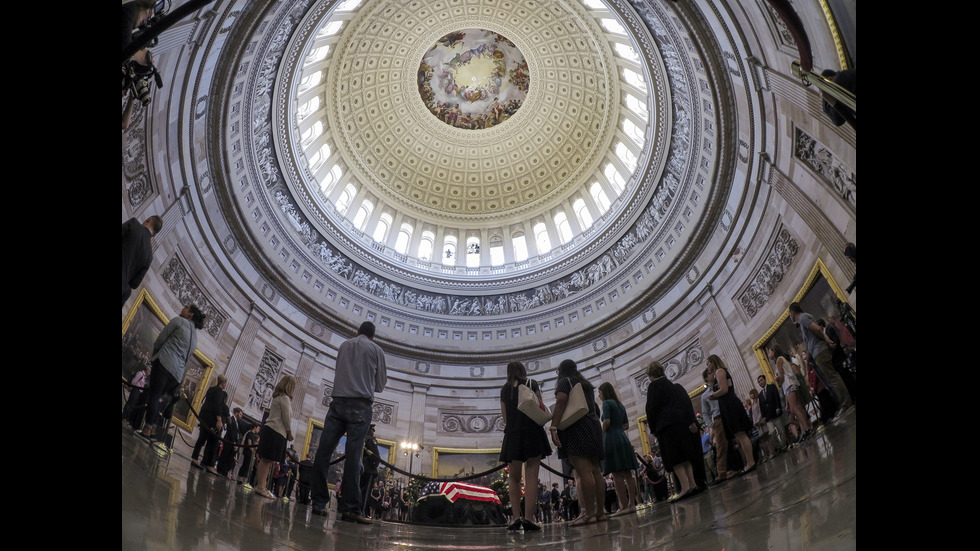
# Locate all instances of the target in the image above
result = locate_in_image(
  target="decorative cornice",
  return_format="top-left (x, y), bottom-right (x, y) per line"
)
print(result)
top-left (440, 410), bottom-right (505, 433)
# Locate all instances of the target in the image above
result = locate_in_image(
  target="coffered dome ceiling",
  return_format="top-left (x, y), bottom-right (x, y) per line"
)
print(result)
top-left (191, 0), bottom-right (751, 369)
top-left (316, 0), bottom-right (624, 222)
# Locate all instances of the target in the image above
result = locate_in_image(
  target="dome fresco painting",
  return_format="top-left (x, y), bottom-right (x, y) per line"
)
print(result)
top-left (419, 29), bottom-right (528, 130)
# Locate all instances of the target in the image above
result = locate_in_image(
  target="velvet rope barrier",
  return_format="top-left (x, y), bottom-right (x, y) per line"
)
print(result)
top-left (762, 0), bottom-right (813, 72)
top-left (370, 450), bottom-right (507, 483)
top-left (132, 379), bottom-right (571, 480)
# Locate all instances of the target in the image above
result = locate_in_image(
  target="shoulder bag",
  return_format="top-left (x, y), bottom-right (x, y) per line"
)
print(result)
top-left (557, 378), bottom-right (589, 430)
top-left (517, 379), bottom-right (552, 426)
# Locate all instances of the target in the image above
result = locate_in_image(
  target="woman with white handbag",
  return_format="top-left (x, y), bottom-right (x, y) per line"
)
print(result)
top-left (549, 359), bottom-right (606, 526)
top-left (499, 361), bottom-right (553, 531)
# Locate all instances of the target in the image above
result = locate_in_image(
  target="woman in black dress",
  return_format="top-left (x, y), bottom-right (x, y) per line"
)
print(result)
top-left (706, 354), bottom-right (757, 474)
top-left (644, 360), bottom-right (699, 501)
top-left (549, 359), bottom-right (606, 526)
top-left (499, 361), bottom-right (552, 530)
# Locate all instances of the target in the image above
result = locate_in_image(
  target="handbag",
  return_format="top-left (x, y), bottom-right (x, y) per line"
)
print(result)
top-left (557, 378), bottom-right (589, 430)
top-left (517, 379), bottom-right (552, 426)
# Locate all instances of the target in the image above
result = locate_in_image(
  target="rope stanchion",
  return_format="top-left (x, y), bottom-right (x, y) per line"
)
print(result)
top-left (539, 461), bottom-right (568, 479)
top-left (372, 453), bottom-right (507, 484)
top-left (135, 383), bottom-right (515, 486)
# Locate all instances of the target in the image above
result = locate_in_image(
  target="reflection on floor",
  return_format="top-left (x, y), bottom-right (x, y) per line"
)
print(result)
top-left (122, 408), bottom-right (856, 550)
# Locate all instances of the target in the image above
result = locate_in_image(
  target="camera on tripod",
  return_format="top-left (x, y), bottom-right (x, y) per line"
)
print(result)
top-left (123, 55), bottom-right (164, 107)
top-left (122, 1), bottom-right (169, 107)
top-left (135, 1), bottom-right (171, 48)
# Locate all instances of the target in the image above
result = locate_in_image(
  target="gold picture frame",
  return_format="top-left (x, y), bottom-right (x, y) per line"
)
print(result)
top-left (636, 385), bottom-right (709, 459)
top-left (302, 417), bottom-right (396, 489)
top-left (636, 416), bottom-right (651, 457)
top-left (751, 258), bottom-right (854, 381)
top-left (432, 447), bottom-right (501, 487)
top-left (122, 288), bottom-right (216, 433)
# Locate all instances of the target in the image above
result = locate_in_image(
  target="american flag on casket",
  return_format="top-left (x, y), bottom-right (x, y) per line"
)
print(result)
top-left (418, 481), bottom-right (502, 505)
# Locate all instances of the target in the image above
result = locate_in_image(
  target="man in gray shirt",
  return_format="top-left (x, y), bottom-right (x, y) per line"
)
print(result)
top-left (311, 321), bottom-right (387, 524)
top-left (788, 302), bottom-right (853, 414)
top-left (138, 304), bottom-right (205, 440)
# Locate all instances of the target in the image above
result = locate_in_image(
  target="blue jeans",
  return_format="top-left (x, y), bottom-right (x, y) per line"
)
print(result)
top-left (310, 397), bottom-right (374, 513)
top-left (138, 359), bottom-right (179, 431)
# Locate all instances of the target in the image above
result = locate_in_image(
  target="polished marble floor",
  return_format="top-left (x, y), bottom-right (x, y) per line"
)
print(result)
top-left (122, 408), bottom-right (856, 550)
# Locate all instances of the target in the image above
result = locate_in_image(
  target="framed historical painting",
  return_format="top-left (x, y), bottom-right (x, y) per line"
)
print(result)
top-left (376, 438), bottom-right (394, 479)
top-left (303, 418), bottom-right (338, 481)
top-left (752, 258), bottom-right (855, 379)
top-left (302, 418), bottom-right (396, 489)
top-left (636, 379), bottom-right (705, 458)
top-left (636, 416), bottom-right (652, 458)
top-left (432, 448), bottom-right (501, 488)
top-left (303, 418), bottom-right (349, 489)
top-left (121, 288), bottom-right (216, 433)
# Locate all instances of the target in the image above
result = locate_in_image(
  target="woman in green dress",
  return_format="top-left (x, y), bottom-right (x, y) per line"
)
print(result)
top-left (598, 382), bottom-right (640, 516)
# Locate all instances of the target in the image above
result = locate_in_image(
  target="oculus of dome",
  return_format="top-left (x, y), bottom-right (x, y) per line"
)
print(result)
top-left (418, 29), bottom-right (528, 130)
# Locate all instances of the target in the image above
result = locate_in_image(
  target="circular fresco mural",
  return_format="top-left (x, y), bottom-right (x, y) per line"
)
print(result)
top-left (417, 29), bottom-right (528, 130)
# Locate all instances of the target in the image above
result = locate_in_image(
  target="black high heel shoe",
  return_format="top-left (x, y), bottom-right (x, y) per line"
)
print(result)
top-left (522, 519), bottom-right (541, 531)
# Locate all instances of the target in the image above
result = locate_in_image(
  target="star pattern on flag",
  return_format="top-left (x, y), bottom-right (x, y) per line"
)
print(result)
top-left (419, 481), bottom-right (446, 500)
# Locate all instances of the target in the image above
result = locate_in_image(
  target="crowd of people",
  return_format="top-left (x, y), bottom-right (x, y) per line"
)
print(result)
top-left (492, 293), bottom-right (856, 529)
top-left (123, 298), bottom-right (855, 529)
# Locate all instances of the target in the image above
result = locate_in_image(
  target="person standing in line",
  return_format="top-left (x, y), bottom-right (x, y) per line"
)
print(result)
top-left (368, 481), bottom-right (385, 520)
top-left (393, 485), bottom-right (408, 522)
top-left (498, 361), bottom-right (552, 531)
top-left (359, 424), bottom-right (381, 517)
top-left (537, 483), bottom-right (552, 524)
top-left (564, 479), bottom-right (580, 520)
top-left (550, 359), bottom-right (606, 526)
top-left (768, 343), bottom-right (813, 443)
top-left (673, 380), bottom-right (707, 492)
top-left (191, 374), bottom-right (230, 475)
top-left (310, 321), bottom-right (388, 524)
top-left (748, 389), bottom-right (770, 461)
top-left (644, 361), bottom-right (699, 502)
top-left (757, 374), bottom-right (785, 454)
top-left (597, 382), bottom-right (640, 517)
top-left (788, 302), bottom-right (853, 415)
top-left (385, 484), bottom-right (399, 521)
top-left (217, 408), bottom-right (245, 478)
top-left (253, 375), bottom-right (296, 499)
top-left (818, 318), bottom-right (858, 407)
top-left (237, 424), bottom-right (260, 485)
top-left (137, 304), bottom-right (205, 441)
top-left (700, 367), bottom-right (735, 483)
top-left (286, 450), bottom-right (300, 499)
top-left (550, 482), bottom-right (561, 520)
top-left (705, 355), bottom-right (757, 475)
top-left (700, 425), bottom-right (716, 484)
top-left (122, 215), bottom-right (163, 307)
top-left (296, 453), bottom-right (316, 504)
top-left (123, 365), bottom-right (151, 424)
top-left (650, 454), bottom-right (668, 503)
